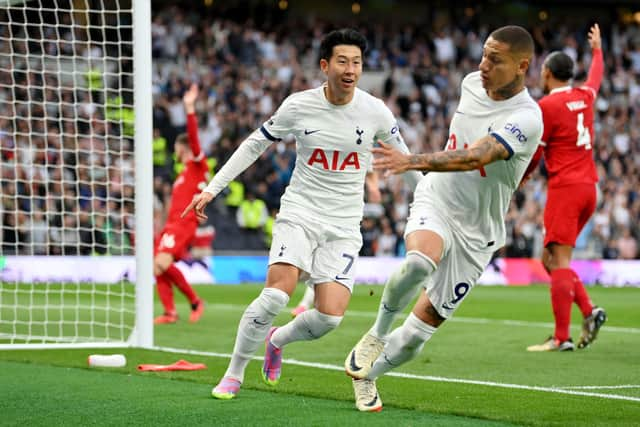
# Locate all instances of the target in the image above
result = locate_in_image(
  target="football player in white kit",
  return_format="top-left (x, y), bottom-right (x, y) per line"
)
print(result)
top-left (182, 28), bottom-right (421, 400)
top-left (344, 26), bottom-right (543, 412)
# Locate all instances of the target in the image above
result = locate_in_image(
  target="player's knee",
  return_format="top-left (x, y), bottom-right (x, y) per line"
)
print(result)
top-left (405, 250), bottom-right (437, 278)
top-left (257, 287), bottom-right (290, 316)
top-left (543, 255), bottom-right (558, 272)
top-left (153, 253), bottom-right (173, 276)
top-left (305, 310), bottom-right (343, 338)
top-left (153, 261), bottom-right (166, 277)
top-left (425, 303), bottom-right (445, 327)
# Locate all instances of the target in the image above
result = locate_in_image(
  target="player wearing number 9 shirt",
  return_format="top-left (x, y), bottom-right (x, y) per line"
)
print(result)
top-left (526, 24), bottom-right (607, 353)
top-left (344, 26), bottom-right (542, 412)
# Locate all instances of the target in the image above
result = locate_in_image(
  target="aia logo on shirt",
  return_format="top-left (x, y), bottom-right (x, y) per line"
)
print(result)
top-left (307, 149), bottom-right (360, 170)
top-left (504, 123), bottom-right (528, 143)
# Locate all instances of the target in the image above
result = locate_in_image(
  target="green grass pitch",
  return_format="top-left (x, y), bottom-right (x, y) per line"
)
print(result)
top-left (1, 284), bottom-right (639, 426)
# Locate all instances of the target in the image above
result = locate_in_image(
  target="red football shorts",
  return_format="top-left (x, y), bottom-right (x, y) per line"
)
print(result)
top-left (155, 220), bottom-right (198, 260)
top-left (544, 183), bottom-right (596, 247)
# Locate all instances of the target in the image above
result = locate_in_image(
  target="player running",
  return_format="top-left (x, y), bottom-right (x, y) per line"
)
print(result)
top-left (182, 28), bottom-right (421, 400)
top-left (154, 84), bottom-right (207, 324)
top-left (344, 26), bottom-right (543, 412)
top-left (527, 24), bottom-right (607, 352)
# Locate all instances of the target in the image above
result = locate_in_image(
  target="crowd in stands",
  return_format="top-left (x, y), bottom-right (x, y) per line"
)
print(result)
top-left (0, 4), bottom-right (638, 260)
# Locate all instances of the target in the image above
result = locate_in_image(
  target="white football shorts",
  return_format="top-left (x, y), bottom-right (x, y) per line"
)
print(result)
top-left (268, 217), bottom-right (362, 292)
top-left (405, 201), bottom-right (493, 319)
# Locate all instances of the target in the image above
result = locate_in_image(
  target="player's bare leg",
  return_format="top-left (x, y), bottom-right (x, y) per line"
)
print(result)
top-left (212, 263), bottom-right (297, 399)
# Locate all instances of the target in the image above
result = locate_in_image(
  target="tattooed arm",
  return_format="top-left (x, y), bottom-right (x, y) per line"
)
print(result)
top-left (372, 135), bottom-right (510, 174)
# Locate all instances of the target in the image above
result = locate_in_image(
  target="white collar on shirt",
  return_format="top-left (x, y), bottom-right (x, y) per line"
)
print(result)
top-left (549, 85), bottom-right (572, 95)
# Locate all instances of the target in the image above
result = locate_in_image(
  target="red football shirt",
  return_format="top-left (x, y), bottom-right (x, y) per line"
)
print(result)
top-left (165, 113), bottom-right (209, 224)
top-left (539, 48), bottom-right (603, 188)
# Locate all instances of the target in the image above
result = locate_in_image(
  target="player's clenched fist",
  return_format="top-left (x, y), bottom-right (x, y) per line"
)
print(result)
top-left (181, 191), bottom-right (214, 220)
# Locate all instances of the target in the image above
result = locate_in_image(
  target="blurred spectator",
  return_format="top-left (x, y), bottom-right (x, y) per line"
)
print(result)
top-left (617, 227), bottom-right (638, 259)
top-left (376, 218), bottom-right (398, 257)
top-left (236, 188), bottom-right (268, 250)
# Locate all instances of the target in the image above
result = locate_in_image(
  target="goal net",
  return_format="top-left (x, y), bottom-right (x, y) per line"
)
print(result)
top-left (0, 0), bottom-right (153, 349)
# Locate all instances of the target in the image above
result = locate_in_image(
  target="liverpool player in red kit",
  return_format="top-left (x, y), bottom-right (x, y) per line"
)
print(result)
top-left (527, 24), bottom-right (607, 352)
top-left (154, 84), bottom-right (208, 324)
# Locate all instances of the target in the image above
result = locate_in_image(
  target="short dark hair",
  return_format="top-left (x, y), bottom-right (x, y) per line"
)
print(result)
top-left (319, 28), bottom-right (367, 62)
top-left (175, 133), bottom-right (188, 146)
top-left (544, 51), bottom-right (574, 81)
top-left (489, 25), bottom-right (534, 59)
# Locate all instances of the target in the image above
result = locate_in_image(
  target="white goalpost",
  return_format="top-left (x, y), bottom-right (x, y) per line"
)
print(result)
top-left (0, 0), bottom-right (153, 349)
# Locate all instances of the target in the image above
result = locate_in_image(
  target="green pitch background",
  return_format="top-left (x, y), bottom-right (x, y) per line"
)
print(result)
top-left (1, 284), bottom-right (639, 426)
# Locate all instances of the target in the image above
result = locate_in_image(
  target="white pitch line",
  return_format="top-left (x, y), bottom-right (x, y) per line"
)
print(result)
top-left (154, 345), bottom-right (640, 403)
top-left (558, 385), bottom-right (640, 390)
top-left (206, 303), bottom-right (640, 334)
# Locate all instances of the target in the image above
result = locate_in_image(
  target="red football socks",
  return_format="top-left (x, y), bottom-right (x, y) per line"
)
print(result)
top-left (569, 269), bottom-right (593, 317)
top-left (165, 264), bottom-right (198, 304)
top-left (155, 273), bottom-right (175, 314)
top-left (550, 268), bottom-right (575, 342)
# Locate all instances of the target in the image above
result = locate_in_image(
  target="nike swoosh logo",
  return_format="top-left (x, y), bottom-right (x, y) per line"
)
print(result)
top-left (304, 129), bottom-right (320, 135)
top-left (335, 275), bottom-right (349, 281)
top-left (349, 351), bottom-right (362, 372)
top-left (383, 353), bottom-right (397, 367)
top-left (382, 303), bottom-right (398, 313)
top-left (455, 110), bottom-right (465, 115)
top-left (253, 318), bottom-right (268, 326)
top-left (365, 394), bottom-right (379, 407)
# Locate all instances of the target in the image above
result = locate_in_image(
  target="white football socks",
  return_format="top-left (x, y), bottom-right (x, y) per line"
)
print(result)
top-left (370, 250), bottom-right (436, 339)
top-left (367, 312), bottom-right (437, 380)
top-left (225, 287), bottom-right (289, 382)
top-left (271, 309), bottom-right (342, 348)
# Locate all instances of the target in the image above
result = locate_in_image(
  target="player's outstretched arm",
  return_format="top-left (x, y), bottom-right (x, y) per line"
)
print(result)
top-left (183, 83), bottom-right (198, 114)
top-left (183, 84), bottom-right (203, 157)
top-left (585, 23), bottom-right (604, 93)
top-left (372, 136), bottom-right (509, 175)
top-left (181, 128), bottom-right (275, 220)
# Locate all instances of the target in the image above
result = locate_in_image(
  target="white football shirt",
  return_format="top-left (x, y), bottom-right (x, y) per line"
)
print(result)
top-left (262, 85), bottom-right (419, 227)
top-left (416, 71), bottom-right (543, 251)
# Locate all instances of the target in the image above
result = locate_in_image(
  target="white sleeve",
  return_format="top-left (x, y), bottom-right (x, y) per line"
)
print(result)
top-left (375, 106), bottom-right (423, 191)
top-left (489, 107), bottom-right (543, 160)
top-left (260, 94), bottom-right (297, 141)
top-left (203, 129), bottom-right (273, 197)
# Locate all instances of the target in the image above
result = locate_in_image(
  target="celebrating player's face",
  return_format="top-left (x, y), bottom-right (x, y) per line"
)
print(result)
top-left (321, 44), bottom-right (362, 104)
top-left (479, 37), bottom-right (525, 100)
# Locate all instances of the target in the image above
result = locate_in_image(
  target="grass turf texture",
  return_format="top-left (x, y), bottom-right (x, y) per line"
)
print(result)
top-left (1, 284), bottom-right (639, 426)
